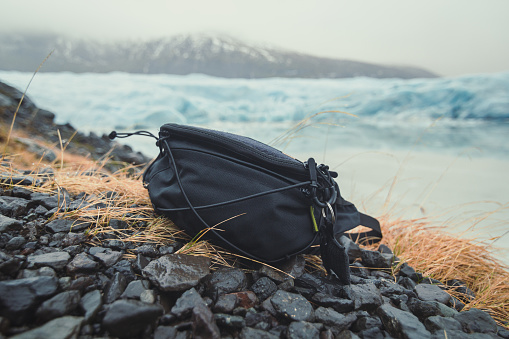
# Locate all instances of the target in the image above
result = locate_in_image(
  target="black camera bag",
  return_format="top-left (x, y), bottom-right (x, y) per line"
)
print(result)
top-left (110, 123), bottom-right (382, 284)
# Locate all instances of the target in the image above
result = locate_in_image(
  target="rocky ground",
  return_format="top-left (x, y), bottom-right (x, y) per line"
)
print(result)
top-left (0, 172), bottom-right (508, 339)
top-left (0, 80), bottom-right (150, 170)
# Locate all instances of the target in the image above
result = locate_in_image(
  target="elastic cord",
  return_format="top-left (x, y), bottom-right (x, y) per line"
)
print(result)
top-left (156, 180), bottom-right (311, 212)
top-left (109, 130), bottom-right (158, 140)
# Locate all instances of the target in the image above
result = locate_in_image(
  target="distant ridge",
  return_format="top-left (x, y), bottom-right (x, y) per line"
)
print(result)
top-left (0, 33), bottom-right (438, 79)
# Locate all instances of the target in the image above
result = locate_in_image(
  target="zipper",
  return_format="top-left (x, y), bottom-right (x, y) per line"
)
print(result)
top-left (161, 123), bottom-right (306, 173)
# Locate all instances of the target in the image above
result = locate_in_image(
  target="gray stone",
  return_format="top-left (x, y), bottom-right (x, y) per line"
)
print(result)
top-left (60, 233), bottom-right (87, 247)
top-left (424, 315), bottom-right (463, 333)
top-left (0, 214), bottom-right (22, 232)
top-left (66, 252), bottom-right (98, 274)
top-left (240, 327), bottom-right (279, 339)
top-left (0, 250), bottom-right (23, 276)
top-left (171, 287), bottom-right (207, 318)
top-left (35, 290), bottom-right (81, 322)
top-left (46, 219), bottom-right (74, 233)
top-left (134, 244), bottom-right (159, 257)
top-left (398, 276), bottom-right (417, 290)
top-left (192, 304), bottom-right (220, 339)
top-left (112, 259), bottom-right (136, 281)
top-left (203, 267), bottom-right (248, 300)
top-left (92, 250), bottom-right (122, 267)
top-left (140, 289), bottom-right (156, 304)
top-left (287, 321), bottom-right (320, 339)
top-left (361, 249), bottom-right (393, 268)
top-left (19, 267), bottom-right (57, 279)
top-left (104, 272), bottom-right (127, 304)
top-left (408, 299), bottom-right (458, 319)
top-left (0, 196), bottom-right (30, 218)
top-left (109, 218), bottom-right (128, 230)
top-left (79, 289), bottom-right (102, 322)
top-left (311, 292), bottom-right (355, 313)
top-left (294, 273), bottom-right (351, 298)
top-left (142, 254), bottom-right (211, 292)
top-left (270, 290), bottom-right (314, 322)
top-left (377, 304), bottom-right (431, 339)
top-left (251, 277), bottom-right (278, 301)
top-left (121, 280), bottom-right (150, 299)
top-left (213, 293), bottom-right (238, 314)
top-left (350, 283), bottom-right (383, 311)
top-left (31, 193), bottom-right (62, 211)
top-left (27, 251), bottom-right (70, 271)
top-left (314, 307), bottom-right (356, 331)
top-left (379, 279), bottom-right (412, 297)
top-left (102, 299), bottom-right (163, 338)
top-left (336, 330), bottom-right (361, 339)
top-left (259, 256), bottom-right (306, 283)
top-left (351, 316), bottom-right (383, 332)
top-left (0, 276), bottom-right (58, 325)
top-left (415, 284), bottom-right (451, 305)
top-left (398, 263), bottom-right (420, 281)
top-left (154, 326), bottom-right (178, 339)
top-left (338, 236), bottom-right (363, 263)
top-left (358, 327), bottom-right (384, 339)
top-left (214, 313), bottom-right (246, 329)
top-left (9, 316), bottom-right (83, 339)
top-left (5, 236), bottom-right (26, 250)
top-left (453, 308), bottom-right (498, 334)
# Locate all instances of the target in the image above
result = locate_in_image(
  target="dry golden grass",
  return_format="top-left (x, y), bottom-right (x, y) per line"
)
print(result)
top-left (361, 214), bottom-right (509, 326)
top-left (1, 124), bottom-right (508, 328)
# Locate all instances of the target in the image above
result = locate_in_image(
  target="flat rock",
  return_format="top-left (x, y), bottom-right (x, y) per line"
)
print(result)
top-left (239, 327), bottom-right (279, 339)
top-left (408, 299), bottom-right (457, 319)
top-left (214, 313), bottom-right (246, 329)
top-left (93, 250), bottom-right (123, 267)
top-left (424, 315), bottom-right (463, 333)
top-left (350, 283), bottom-right (383, 311)
top-left (192, 303), bottom-right (220, 339)
top-left (453, 308), bottom-right (498, 334)
top-left (121, 280), bottom-right (151, 299)
top-left (45, 219), bottom-right (75, 233)
top-left (203, 267), bottom-right (248, 300)
top-left (213, 293), bottom-right (237, 314)
top-left (0, 276), bottom-right (58, 325)
top-left (102, 299), bottom-right (163, 338)
top-left (415, 284), bottom-right (451, 304)
top-left (286, 321), bottom-right (320, 339)
top-left (0, 214), bottom-right (22, 232)
top-left (9, 316), bottom-right (83, 339)
top-left (66, 252), bottom-right (99, 274)
top-left (103, 272), bottom-right (127, 304)
top-left (79, 289), bottom-right (103, 322)
top-left (251, 277), bottom-right (278, 301)
top-left (377, 304), bottom-right (431, 339)
top-left (314, 307), bottom-right (356, 331)
top-left (35, 290), bottom-right (81, 323)
top-left (27, 251), bottom-right (70, 271)
top-left (142, 254), bottom-right (210, 292)
top-left (311, 292), bottom-right (355, 313)
top-left (171, 287), bottom-right (207, 318)
top-left (270, 290), bottom-right (314, 322)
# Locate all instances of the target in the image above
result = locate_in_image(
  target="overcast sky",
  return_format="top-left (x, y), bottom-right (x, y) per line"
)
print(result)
top-left (1, 0), bottom-right (509, 77)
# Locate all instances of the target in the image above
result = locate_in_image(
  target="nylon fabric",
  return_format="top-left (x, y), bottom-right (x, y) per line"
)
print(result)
top-left (135, 123), bottom-right (382, 283)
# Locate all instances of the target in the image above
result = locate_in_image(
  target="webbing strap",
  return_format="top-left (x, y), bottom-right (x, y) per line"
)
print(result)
top-left (346, 212), bottom-right (383, 244)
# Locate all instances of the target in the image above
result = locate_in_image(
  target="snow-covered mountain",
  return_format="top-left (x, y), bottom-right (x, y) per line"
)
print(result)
top-left (0, 33), bottom-right (437, 79)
